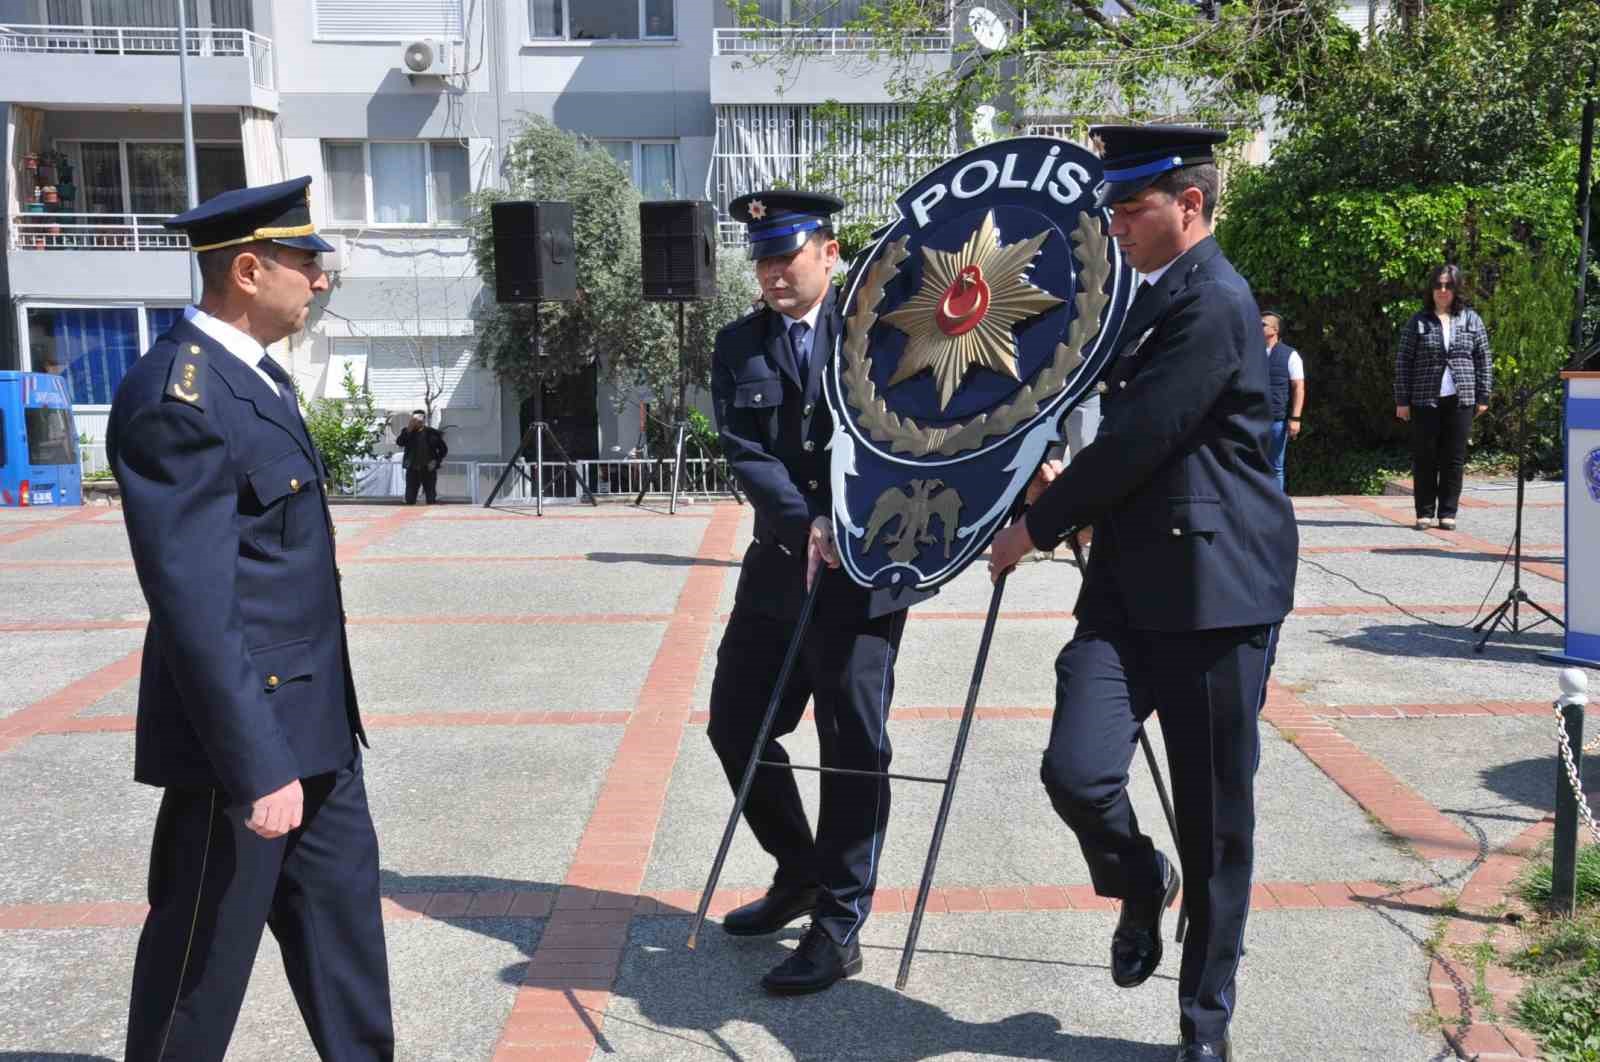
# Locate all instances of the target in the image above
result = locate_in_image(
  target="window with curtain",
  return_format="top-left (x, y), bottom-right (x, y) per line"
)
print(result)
top-left (123, 143), bottom-right (246, 215)
top-left (211, 0), bottom-right (253, 30)
top-left (600, 141), bottom-right (677, 200)
top-left (322, 141), bottom-right (471, 225)
top-left (756, 0), bottom-right (870, 25)
top-left (325, 143), bottom-right (366, 222)
top-left (27, 308), bottom-right (141, 407)
top-left (90, 0), bottom-right (199, 28)
top-left (529, 0), bottom-right (673, 40)
top-left (76, 142), bottom-right (123, 216)
top-left (371, 143), bottom-right (427, 224)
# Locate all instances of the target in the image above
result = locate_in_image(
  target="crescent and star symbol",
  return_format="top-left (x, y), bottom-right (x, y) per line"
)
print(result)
top-left (880, 210), bottom-right (1064, 411)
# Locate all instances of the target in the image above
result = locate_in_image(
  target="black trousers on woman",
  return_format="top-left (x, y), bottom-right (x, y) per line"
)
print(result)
top-left (1410, 395), bottom-right (1474, 520)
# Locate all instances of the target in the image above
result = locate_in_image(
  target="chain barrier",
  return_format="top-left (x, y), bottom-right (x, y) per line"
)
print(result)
top-left (1554, 700), bottom-right (1599, 845)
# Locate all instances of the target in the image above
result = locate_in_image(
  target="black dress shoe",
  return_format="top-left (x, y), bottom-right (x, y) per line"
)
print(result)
top-left (1176, 1035), bottom-right (1231, 1060)
top-left (721, 884), bottom-right (819, 937)
top-left (761, 923), bottom-right (862, 995)
top-left (1111, 851), bottom-right (1180, 988)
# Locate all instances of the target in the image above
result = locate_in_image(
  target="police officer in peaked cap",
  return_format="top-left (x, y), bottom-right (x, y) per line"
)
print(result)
top-left (108, 176), bottom-right (393, 1060)
top-left (705, 189), bottom-right (930, 994)
top-left (989, 126), bottom-right (1298, 1062)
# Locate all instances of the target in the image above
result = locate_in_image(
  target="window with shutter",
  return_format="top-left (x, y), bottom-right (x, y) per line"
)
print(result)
top-left (315, 0), bottom-right (464, 41)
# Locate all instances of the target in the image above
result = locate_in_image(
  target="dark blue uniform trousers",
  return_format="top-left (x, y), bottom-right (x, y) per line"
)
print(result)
top-left (125, 758), bottom-right (393, 1061)
top-left (708, 603), bottom-right (906, 947)
top-left (1041, 623), bottom-right (1278, 1043)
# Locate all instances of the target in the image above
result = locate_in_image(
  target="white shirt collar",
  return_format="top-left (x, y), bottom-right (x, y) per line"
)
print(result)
top-left (1139, 257), bottom-right (1178, 289)
top-left (184, 306), bottom-right (278, 392)
top-left (782, 293), bottom-right (827, 333)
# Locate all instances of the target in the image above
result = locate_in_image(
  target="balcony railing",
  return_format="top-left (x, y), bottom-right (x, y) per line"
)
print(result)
top-left (11, 213), bottom-right (187, 252)
top-left (0, 24), bottom-right (274, 90)
top-left (713, 26), bottom-right (951, 55)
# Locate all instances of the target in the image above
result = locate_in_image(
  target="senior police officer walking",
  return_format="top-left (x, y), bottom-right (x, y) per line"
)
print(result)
top-left (989, 127), bottom-right (1298, 1062)
top-left (108, 177), bottom-right (392, 1060)
top-left (706, 190), bottom-right (926, 994)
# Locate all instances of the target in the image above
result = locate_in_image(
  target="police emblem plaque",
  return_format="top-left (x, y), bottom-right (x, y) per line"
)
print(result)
top-left (824, 137), bottom-right (1136, 591)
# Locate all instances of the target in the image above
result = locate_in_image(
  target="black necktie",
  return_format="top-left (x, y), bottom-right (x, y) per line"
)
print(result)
top-left (257, 354), bottom-right (299, 412)
top-left (789, 319), bottom-right (811, 380)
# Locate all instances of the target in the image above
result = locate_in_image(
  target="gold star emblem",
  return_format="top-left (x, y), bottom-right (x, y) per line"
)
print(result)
top-left (748, 199), bottom-right (768, 220)
top-left (881, 211), bottom-right (1064, 411)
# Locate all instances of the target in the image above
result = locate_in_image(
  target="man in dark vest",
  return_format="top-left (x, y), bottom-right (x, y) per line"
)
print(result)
top-left (396, 409), bottom-right (448, 504)
top-left (989, 126), bottom-right (1298, 1062)
top-left (1261, 311), bottom-right (1304, 491)
top-left (705, 189), bottom-right (928, 995)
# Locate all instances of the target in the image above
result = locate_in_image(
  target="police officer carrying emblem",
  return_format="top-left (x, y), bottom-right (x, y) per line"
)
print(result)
top-left (108, 176), bottom-right (393, 1060)
top-left (988, 127), bottom-right (1298, 1062)
top-left (707, 190), bottom-right (926, 994)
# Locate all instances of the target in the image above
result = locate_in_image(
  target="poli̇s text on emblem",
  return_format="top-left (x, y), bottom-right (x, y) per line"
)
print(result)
top-left (823, 137), bottom-right (1136, 591)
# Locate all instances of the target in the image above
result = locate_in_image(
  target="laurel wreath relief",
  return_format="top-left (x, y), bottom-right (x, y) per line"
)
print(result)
top-left (842, 212), bottom-right (1112, 458)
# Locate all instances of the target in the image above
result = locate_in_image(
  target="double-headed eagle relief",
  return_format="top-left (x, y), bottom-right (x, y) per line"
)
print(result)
top-left (823, 138), bottom-right (1137, 592)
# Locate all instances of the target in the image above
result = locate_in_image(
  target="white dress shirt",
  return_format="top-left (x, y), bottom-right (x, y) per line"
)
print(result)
top-left (184, 306), bottom-right (280, 394)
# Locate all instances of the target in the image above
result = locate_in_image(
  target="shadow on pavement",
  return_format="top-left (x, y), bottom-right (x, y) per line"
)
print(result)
top-left (1328, 620), bottom-right (1563, 659)
top-left (1367, 547), bottom-right (1562, 565)
top-left (380, 869), bottom-right (1174, 1061)
top-left (1477, 756), bottom-right (1598, 817)
top-left (0, 1055), bottom-right (119, 1061)
top-left (586, 552), bottom-right (740, 568)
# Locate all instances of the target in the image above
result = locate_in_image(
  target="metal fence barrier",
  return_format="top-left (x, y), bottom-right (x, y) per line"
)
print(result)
top-left (347, 457), bottom-right (738, 505)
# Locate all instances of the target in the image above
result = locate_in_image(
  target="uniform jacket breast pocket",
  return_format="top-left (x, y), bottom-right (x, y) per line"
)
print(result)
top-left (732, 376), bottom-right (783, 440)
top-left (1118, 494), bottom-right (1224, 543)
top-left (250, 636), bottom-right (314, 698)
top-left (245, 448), bottom-right (320, 553)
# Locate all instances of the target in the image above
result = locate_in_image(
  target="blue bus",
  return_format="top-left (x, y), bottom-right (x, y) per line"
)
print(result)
top-left (0, 372), bottom-right (81, 507)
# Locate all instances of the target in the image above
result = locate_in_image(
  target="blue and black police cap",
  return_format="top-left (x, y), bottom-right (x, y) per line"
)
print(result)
top-left (163, 175), bottom-right (335, 254)
top-left (1089, 124), bottom-right (1228, 209)
top-left (728, 190), bottom-right (844, 261)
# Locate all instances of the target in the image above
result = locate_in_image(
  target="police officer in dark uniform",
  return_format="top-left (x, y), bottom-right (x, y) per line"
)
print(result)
top-left (707, 190), bottom-right (926, 995)
top-left (108, 176), bottom-right (392, 1060)
top-left (989, 127), bottom-right (1298, 1062)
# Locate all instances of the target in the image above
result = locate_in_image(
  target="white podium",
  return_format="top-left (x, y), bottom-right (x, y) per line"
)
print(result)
top-left (1546, 370), bottom-right (1600, 668)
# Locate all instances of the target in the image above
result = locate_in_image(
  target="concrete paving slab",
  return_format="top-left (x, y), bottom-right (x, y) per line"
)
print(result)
top-left (921, 556), bottom-right (1081, 616)
top-left (643, 719), bottom-right (1422, 892)
top-left (77, 676), bottom-right (139, 718)
top-left (1333, 714), bottom-right (1595, 857)
top-left (339, 559), bottom-right (685, 620)
top-left (0, 733), bottom-right (155, 903)
top-left (0, 522), bottom-right (132, 563)
top-left (601, 908), bottom-right (1437, 1061)
top-left (1292, 543), bottom-right (1565, 611)
top-left (351, 557), bottom-right (687, 617)
top-left (0, 918), bottom-right (542, 1061)
top-left (366, 725), bottom-right (622, 894)
top-left (364, 513), bottom-right (714, 559)
top-left (346, 621), bottom-right (665, 714)
top-left (1274, 612), bottom-right (1565, 707)
top-left (0, 628), bottom-right (143, 718)
top-left (0, 567), bottom-right (147, 623)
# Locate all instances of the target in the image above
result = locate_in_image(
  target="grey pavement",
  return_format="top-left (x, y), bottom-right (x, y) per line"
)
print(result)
top-left (0, 491), bottom-right (1579, 1060)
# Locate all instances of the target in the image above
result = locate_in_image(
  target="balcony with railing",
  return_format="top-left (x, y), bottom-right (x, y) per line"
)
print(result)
top-left (0, 24), bottom-right (276, 109)
top-left (10, 213), bottom-right (187, 253)
top-left (711, 26), bottom-right (952, 54)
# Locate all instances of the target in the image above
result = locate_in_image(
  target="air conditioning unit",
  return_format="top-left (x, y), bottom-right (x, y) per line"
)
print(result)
top-left (401, 38), bottom-right (450, 77)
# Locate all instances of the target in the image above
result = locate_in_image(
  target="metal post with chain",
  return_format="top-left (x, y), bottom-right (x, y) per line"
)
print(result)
top-left (1551, 669), bottom-right (1595, 917)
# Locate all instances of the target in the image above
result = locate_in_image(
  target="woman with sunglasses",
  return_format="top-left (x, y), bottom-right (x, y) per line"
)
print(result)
top-left (1393, 263), bottom-right (1493, 530)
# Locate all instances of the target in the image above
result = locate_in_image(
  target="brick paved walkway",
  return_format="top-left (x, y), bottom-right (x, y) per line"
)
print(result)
top-left (0, 480), bottom-right (1591, 1061)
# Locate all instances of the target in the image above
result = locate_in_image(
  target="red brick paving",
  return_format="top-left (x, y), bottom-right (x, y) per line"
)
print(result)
top-left (0, 649), bottom-right (142, 755)
top-left (0, 504), bottom-right (105, 545)
top-left (488, 502), bottom-right (741, 1062)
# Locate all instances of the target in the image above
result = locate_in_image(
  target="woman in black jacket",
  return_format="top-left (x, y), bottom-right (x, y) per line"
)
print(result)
top-left (1393, 264), bottom-right (1492, 530)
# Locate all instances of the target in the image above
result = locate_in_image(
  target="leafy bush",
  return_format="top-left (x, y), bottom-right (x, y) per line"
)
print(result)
top-left (1284, 436), bottom-right (1410, 496)
top-left (300, 364), bottom-right (386, 492)
top-left (1521, 843), bottom-right (1600, 910)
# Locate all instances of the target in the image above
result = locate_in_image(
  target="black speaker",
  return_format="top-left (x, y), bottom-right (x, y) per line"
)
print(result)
top-left (491, 201), bottom-right (576, 303)
top-left (640, 200), bottom-right (717, 301)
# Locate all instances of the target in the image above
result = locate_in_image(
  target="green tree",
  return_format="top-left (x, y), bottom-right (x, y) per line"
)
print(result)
top-left (464, 117), bottom-right (758, 432)
top-left (300, 364), bottom-right (386, 492)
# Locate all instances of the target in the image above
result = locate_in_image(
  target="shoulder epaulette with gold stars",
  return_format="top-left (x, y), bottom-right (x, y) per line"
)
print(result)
top-left (165, 342), bottom-right (207, 409)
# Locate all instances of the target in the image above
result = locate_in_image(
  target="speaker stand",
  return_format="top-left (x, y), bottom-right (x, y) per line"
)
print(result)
top-left (632, 420), bottom-right (689, 514)
top-left (482, 302), bottom-right (597, 514)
